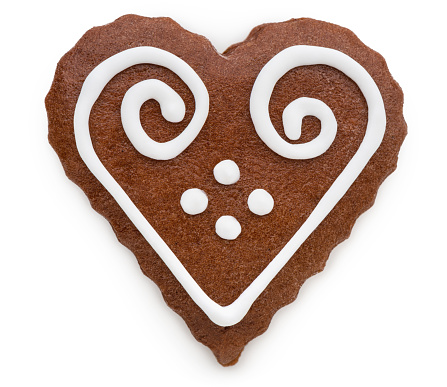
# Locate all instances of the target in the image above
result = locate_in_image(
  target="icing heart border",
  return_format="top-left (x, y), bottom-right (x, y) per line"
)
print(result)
top-left (74, 45), bottom-right (385, 326)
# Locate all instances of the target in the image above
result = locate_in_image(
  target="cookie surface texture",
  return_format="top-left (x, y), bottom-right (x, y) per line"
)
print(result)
top-left (46, 15), bottom-right (406, 366)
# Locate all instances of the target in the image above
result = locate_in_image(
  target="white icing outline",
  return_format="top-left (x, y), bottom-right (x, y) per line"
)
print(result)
top-left (74, 45), bottom-right (385, 327)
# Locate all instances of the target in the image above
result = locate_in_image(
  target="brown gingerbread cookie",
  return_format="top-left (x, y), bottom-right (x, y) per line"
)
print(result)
top-left (46, 15), bottom-right (406, 366)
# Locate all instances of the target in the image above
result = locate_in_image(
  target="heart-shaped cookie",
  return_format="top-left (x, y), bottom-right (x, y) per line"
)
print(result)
top-left (46, 15), bottom-right (406, 365)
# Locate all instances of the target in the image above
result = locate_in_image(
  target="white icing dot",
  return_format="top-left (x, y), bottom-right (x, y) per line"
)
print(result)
top-left (180, 189), bottom-right (208, 215)
top-left (213, 160), bottom-right (240, 185)
top-left (248, 189), bottom-right (274, 215)
top-left (215, 216), bottom-right (241, 240)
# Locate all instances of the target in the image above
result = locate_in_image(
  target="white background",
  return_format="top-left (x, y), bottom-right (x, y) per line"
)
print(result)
top-left (1, 0), bottom-right (446, 386)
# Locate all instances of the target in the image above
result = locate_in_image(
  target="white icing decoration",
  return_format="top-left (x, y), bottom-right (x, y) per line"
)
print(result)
top-left (79, 47), bottom-right (209, 162)
top-left (248, 189), bottom-right (274, 215)
top-left (282, 97), bottom-right (336, 144)
top-left (213, 160), bottom-right (240, 185)
top-left (215, 216), bottom-right (241, 240)
top-left (121, 79), bottom-right (187, 159)
top-left (180, 189), bottom-right (208, 215)
top-left (251, 48), bottom-right (340, 159)
top-left (74, 45), bottom-right (385, 327)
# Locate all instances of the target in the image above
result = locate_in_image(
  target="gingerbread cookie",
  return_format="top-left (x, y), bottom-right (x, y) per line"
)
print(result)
top-left (46, 15), bottom-right (406, 365)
